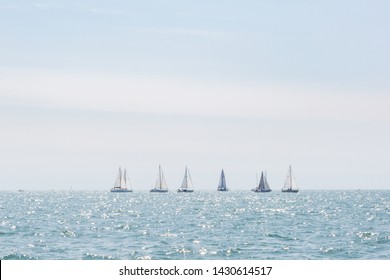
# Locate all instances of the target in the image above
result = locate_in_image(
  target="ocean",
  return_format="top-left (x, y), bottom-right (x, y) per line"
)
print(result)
top-left (0, 190), bottom-right (389, 260)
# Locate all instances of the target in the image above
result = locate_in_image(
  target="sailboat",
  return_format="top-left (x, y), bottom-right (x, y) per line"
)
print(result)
top-left (177, 166), bottom-right (194, 192)
top-left (217, 169), bottom-right (228, 191)
top-left (252, 171), bottom-right (272, 192)
top-left (110, 167), bottom-right (132, 192)
top-left (282, 165), bottom-right (299, 193)
top-left (150, 165), bottom-right (169, 193)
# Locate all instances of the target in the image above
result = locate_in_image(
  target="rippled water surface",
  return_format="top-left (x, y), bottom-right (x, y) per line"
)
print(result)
top-left (0, 190), bottom-right (389, 259)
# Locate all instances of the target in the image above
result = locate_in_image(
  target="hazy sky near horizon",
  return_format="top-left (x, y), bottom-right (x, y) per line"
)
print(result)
top-left (0, 0), bottom-right (389, 190)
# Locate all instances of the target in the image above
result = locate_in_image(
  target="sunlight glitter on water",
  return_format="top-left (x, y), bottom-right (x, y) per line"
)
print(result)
top-left (0, 190), bottom-right (389, 259)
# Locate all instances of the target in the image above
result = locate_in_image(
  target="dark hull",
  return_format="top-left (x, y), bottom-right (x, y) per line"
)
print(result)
top-left (150, 189), bottom-right (168, 193)
top-left (177, 189), bottom-right (194, 193)
top-left (282, 189), bottom-right (299, 193)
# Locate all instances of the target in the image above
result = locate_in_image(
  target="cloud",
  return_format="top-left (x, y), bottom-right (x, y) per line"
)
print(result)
top-left (1, 69), bottom-right (389, 122)
top-left (125, 26), bottom-right (232, 38)
top-left (87, 8), bottom-right (135, 17)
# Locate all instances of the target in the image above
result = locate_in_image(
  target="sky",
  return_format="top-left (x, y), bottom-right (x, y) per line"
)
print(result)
top-left (0, 0), bottom-right (389, 191)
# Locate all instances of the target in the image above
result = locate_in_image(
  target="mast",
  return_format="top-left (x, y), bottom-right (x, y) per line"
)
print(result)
top-left (222, 170), bottom-right (226, 188)
top-left (221, 169), bottom-right (224, 189)
top-left (123, 169), bottom-right (127, 189)
top-left (282, 165), bottom-right (299, 192)
top-left (183, 166), bottom-right (188, 189)
top-left (159, 165), bottom-right (162, 189)
top-left (187, 168), bottom-right (193, 189)
top-left (181, 166), bottom-right (194, 190)
top-left (120, 167), bottom-right (122, 188)
top-left (160, 165), bottom-right (166, 189)
top-left (258, 172), bottom-right (265, 191)
top-left (264, 171), bottom-right (270, 191)
top-left (158, 165), bottom-right (168, 190)
top-left (114, 167), bottom-right (122, 189)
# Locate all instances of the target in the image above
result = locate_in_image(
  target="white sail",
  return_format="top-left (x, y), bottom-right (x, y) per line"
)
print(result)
top-left (123, 169), bottom-right (132, 190)
top-left (177, 166), bottom-right (194, 192)
top-left (114, 167), bottom-right (122, 189)
top-left (154, 165), bottom-right (168, 190)
top-left (264, 172), bottom-right (271, 191)
top-left (283, 165), bottom-right (299, 191)
top-left (122, 169), bottom-right (127, 189)
top-left (110, 167), bottom-right (132, 192)
top-left (283, 170), bottom-right (291, 189)
top-left (180, 167), bottom-right (193, 190)
top-left (160, 166), bottom-right (168, 189)
top-left (264, 178), bottom-right (270, 191)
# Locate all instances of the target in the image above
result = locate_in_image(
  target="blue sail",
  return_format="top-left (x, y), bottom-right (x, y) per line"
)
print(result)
top-left (217, 169), bottom-right (228, 191)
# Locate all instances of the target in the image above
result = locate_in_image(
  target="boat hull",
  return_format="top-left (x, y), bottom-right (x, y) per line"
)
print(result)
top-left (110, 188), bottom-right (132, 193)
top-left (150, 189), bottom-right (168, 193)
top-left (282, 189), bottom-right (299, 193)
top-left (177, 189), bottom-right (194, 192)
top-left (217, 188), bottom-right (228, 191)
top-left (252, 189), bottom-right (272, 192)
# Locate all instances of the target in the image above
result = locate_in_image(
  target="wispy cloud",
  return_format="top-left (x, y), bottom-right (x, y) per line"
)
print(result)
top-left (0, 1), bottom-right (83, 11)
top-left (87, 8), bottom-right (137, 17)
top-left (1, 69), bottom-right (389, 122)
top-left (120, 26), bottom-right (233, 38)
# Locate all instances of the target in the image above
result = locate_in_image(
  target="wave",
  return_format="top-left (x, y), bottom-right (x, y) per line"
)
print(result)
top-left (1, 254), bottom-right (39, 260)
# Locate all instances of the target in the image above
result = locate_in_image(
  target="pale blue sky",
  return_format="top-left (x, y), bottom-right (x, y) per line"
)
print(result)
top-left (0, 0), bottom-right (389, 190)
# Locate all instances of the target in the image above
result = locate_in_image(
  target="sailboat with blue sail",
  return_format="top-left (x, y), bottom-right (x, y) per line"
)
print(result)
top-left (217, 169), bottom-right (228, 191)
top-left (252, 171), bottom-right (271, 192)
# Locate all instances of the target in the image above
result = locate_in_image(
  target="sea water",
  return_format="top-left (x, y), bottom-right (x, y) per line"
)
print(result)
top-left (0, 190), bottom-right (389, 260)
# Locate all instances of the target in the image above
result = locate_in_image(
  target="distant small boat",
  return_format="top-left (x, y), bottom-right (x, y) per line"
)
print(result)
top-left (217, 169), bottom-right (228, 191)
top-left (150, 165), bottom-right (169, 193)
top-left (252, 171), bottom-right (271, 192)
top-left (177, 166), bottom-right (194, 193)
top-left (282, 165), bottom-right (299, 193)
top-left (110, 167), bottom-right (133, 193)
